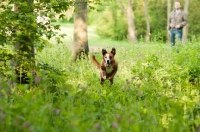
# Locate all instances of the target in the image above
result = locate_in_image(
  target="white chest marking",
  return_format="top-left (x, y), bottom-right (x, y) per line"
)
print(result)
top-left (106, 66), bottom-right (113, 74)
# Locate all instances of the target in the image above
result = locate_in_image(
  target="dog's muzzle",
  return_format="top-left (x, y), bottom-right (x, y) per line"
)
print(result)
top-left (105, 59), bottom-right (111, 66)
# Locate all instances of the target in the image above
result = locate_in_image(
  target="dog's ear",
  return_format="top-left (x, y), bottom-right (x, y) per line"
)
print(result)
top-left (102, 49), bottom-right (107, 56)
top-left (111, 48), bottom-right (116, 56)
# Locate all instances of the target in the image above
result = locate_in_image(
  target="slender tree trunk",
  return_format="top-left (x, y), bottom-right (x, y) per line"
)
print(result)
top-left (117, 0), bottom-right (137, 44)
top-left (143, 0), bottom-right (150, 42)
top-left (182, 0), bottom-right (189, 43)
top-left (14, 2), bottom-right (35, 84)
top-left (72, 0), bottom-right (89, 61)
top-left (167, 0), bottom-right (171, 43)
top-left (127, 0), bottom-right (136, 43)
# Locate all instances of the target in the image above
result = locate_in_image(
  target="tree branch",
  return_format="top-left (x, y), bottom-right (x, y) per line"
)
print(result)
top-left (117, 0), bottom-right (127, 16)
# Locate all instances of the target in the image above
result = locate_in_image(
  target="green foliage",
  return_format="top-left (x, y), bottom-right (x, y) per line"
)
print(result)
top-left (89, 1), bottom-right (127, 40)
top-left (148, 0), bottom-right (167, 42)
top-left (0, 41), bottom-right (200, 131)
top-left (58, 17), bottom-right (74, 23)
top-left (172, 43), bottom-right (200, 83)
top-left (130, 43), bottom-right (200, 131)
top-left (0, 0), bottom-right (200, 131)
top-left (90, 2), bottom-right (128, 41)
top-left (0, 0), bottom-right (73, 50)
top-left (90, 0), bottom-right (168, 42)
top-left (0, 46), bottom-right (14, 75)
top-left (134, 1), bottom-right (146, 40)
top-left (90, 0), bottom-right (200, 42)
top-left (188, 0), bottom-right (200, 39)
top-left (0, 0), bottom-right (72, 84)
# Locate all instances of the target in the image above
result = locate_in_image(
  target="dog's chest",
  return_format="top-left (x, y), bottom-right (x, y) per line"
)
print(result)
top-left (106, 66), bottom-right (113, 74)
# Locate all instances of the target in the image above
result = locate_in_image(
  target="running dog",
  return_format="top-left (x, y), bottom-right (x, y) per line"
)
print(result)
top-left (92, 48), bottom-right (118, 85)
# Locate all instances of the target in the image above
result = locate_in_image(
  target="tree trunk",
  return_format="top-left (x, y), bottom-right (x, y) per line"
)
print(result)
top-left (72, 0), bottom-right (89, 61)
top-left (182, 0), bottom-right (189, 43)
top-left (167, 0), bottom-right (171, 43)
top-left (117, 0), bottom-right (137, 44)
top-left (127, 0), bottom-right (137, 43)
top-left (143, 0), bottom-right (150, 42)
top-left (14, 2), bottom-right (35, 84)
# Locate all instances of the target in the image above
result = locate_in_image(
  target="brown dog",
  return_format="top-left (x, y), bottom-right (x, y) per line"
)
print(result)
top-left (92, 48), bottom-right (118, 85)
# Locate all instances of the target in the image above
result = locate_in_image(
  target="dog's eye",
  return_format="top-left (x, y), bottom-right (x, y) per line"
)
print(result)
top-left (110, 56), bottom-right (112, 59)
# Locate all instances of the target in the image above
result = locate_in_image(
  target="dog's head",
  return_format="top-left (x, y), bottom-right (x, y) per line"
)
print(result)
top-left (102, 48), bottom-right (116, 66)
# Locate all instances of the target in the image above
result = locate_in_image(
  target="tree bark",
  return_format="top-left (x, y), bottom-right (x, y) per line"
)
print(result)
top-left (72, 0), bottom-right (89, 61)
top-left (143, 0), bottom-right (150, 42)
top-left (182, 0), bottom-right (189, 43)
top-left (117, 0), bottom-right (137, 44)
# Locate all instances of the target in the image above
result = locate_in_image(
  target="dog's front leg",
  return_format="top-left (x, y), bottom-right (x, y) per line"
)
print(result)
top-left (100, 77), bottom-right (105, 84)
top-left (109, 78), bottom-right (113, 85)
top-left (100, 71), bottom-right (106, 84)
top-left (100, 66), bottom-right (106, 84)
top-left (108, 69), bottom-right (117, 85)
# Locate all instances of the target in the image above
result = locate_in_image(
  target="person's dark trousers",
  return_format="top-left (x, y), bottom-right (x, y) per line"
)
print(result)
top-left (170, 29), bottom-right (182, 46)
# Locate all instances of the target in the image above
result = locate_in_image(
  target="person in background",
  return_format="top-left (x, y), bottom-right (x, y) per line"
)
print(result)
top-left (168, 1), bottom-right (187, 46)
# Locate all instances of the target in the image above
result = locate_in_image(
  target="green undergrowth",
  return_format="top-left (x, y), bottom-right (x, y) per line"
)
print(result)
top-left (0, 42), bottom-right (200, 132)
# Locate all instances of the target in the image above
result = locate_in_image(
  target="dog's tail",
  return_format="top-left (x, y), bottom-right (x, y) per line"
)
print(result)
top-left (91, 55), bottom-right (100, 69)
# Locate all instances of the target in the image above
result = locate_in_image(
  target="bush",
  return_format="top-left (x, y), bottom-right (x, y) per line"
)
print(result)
top-left (173, 43), bottom-right (200, 83)
top-left (95, 11), bottom-right (127, 40)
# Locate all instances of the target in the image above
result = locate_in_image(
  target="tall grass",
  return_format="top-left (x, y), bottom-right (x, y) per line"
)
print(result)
top-left (0, 24), bottom-right (200, 132)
